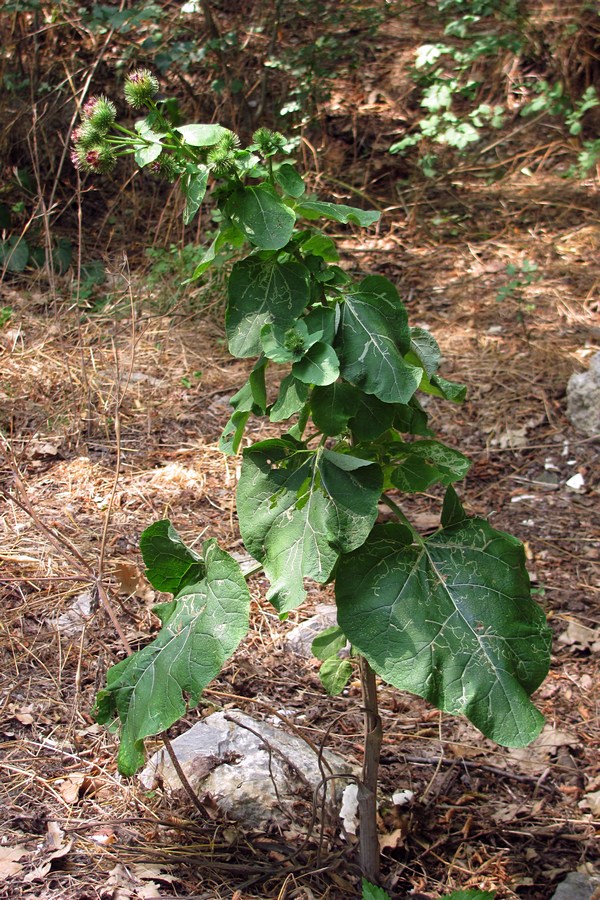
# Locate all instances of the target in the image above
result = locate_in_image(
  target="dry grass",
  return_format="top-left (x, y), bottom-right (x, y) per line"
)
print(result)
top-left (1, 165), bottom-right (599, 896)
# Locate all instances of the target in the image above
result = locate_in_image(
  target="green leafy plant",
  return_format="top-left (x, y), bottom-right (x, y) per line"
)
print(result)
top-left (362, 881), bottom-right (495, 900)
top-left (80, 70), bottom-right (551, 882)
top-left (496, 259), bottom-right (539, 324)
top-left (390, 2), bottom-right (599, 179)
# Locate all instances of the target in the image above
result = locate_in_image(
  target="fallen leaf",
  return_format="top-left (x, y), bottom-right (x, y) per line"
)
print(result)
top-left (508, 724), bottom-right (580, 773)
top-left (88, 827), bottom-right (117, 846)
top-left (379, 826), bottom-right (407, 852)
top-left (46, 821), bottom-right (68, 851)
top-left (59, 773), bottom-right (87, 804)
top-left (114, 562), bottom-right (144, 596)
top-left (558, 621), bottom-right (600, 653)
top-left (27, 438), bottom-right (62, 458)
top-left (24, 822), bottom-right (73, 883)
top-left (11, 704), bottom-right (35, 725)
top-left (55, 591), bottom-right (94, 636)
top-left (0, 846), bottom-right (27, 880)
top-left (579, 790), bottom-right (600, 816)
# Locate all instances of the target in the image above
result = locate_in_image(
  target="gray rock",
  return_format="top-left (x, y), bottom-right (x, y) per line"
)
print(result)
top-left (550, 871), bottom-right (600, 900)
top-left (283, 604), bottom-right (339, 658)
top-left (55, 591), bottom-right (93, 636)
top-left (566, 352), bottom-right (600, 437)
top-left (140, 709), bottom-right (356, 830)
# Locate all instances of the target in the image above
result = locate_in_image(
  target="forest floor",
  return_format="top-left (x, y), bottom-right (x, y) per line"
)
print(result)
top-left (1, 164), bottom-right (599, 900)
top-left (1, 6), bottom-right (600, 893)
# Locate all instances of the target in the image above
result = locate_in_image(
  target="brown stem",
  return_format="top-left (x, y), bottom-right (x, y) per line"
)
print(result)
top-left (358, 655), bottom-right (382, 883)
top-left (161, 732), bottom-right (206, 817)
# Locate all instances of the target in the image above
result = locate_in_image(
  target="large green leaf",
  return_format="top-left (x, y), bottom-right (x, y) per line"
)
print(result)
top-left (394, 397), bottom-right (433, 436)
top-left (362, 880), bottom-right (392, 900)
top-left (409, 326), bottom-right (441, 377)
top-left (270, 374), bottom-right (309, 422)
top-left (134, 141), bottom-right (162, 167)
top-left (292, 341), bottom-right (340, 386)
top-left (294, 199), bottom-right (380, 228)
top-left (274, 163), bottom-right (305, 198)
top-left (190, 224), bottom-right (246, 280)
top-left (175, 123), bottom-right (230, 146)
top-left (140, 520), bottom-right (205, 593)
top-left (311, 382), bottom-right (358, 435)
top-left (237, 440), bottom-right (383, 612)
top-left (389, 439), bottom-right (471, 492)
top-left (226, 256), bottom-right (310, 357)
top-left (337, 280), bottom-right (422, 404)
top-left (318, 657), bottom-right (353, 696)
top-left (94, 536), bottom-right (251, 774)
top-left (336, 514), bottom-right (551, 747)
top-left (0, 237), bottom-right (29, 273)
top-left (349, 391), bottom-right (396, 440)
top-left (225, 185), bottom-right (296, 250)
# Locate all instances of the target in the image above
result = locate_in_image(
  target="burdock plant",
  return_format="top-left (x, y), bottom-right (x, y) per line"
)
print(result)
top-left (76, 71), bottom-right (551, 885)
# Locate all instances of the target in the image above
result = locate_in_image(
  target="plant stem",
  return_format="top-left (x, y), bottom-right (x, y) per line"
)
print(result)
top-left (380, 493), bottom-right (423, 543)
top-left (358, 655), bottom-right (382, 883)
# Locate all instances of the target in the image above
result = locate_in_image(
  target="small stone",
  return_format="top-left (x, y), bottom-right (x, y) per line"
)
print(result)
top-left (566, 352), bottom-right (600, 437)
top-left (550, 871), bottom-right (600, 900)
top-left (55, 592), bottom-right (94, 636)
top-left (566, 473), bottom-right (585, 491)
top-left (284, 604), bottom-right (339, 658)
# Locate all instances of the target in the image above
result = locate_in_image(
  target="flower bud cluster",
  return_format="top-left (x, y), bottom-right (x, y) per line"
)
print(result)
top-left (207, 132), bottom-right (241, 176)
top-left (252, 127), bottom-right (286, 157)
top-left (71, 96), bottom-right (117, 174)
top-left (124, 69), bottom-right (160, 109)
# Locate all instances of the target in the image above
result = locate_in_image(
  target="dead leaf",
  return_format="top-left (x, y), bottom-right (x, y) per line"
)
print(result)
top-left (46, 821), bottom-right (68, 851)
top-left (59, 773), bottom-right (89, 804)
top-left (0, 846), bottom-right (27, 880)
top-left (130, 862), bottom-right (176, 884)
top-left (27, 438), bottom-right (63, 458)
top-left (579, 790), bottom-right (600, 816)
top-left (379, 826), bottom-right (407, 852)
top-left (88, 827), bottom-right (117, 846)
top-left (11, 704), bottom-right (35, 725)
top-left (535, 727), bottom-right (580, 751)
top-left (113, 562), bottom-right (154, 603)
top-left (24, 822), bottom-right (73, 883)
top-left (558, 621), bottom-right (600, 653)
top-left (55, 591), bottom-right (93, 636)
top-left (508, 724), bottom-right (580, 773)
top-left (114, 562), bottom-right (143, 596)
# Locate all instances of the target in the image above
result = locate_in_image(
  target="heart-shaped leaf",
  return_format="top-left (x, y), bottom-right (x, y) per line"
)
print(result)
top-left (175, 123), bottom-right (230, 146)
top-left (226, 185), bottom-right (296, 250)
top-left (226, 257), bottom-right (310, 357)
top-left (336, 513), bottom-right (551, 747)
top-left (337, 280), bottom-right (422, 404)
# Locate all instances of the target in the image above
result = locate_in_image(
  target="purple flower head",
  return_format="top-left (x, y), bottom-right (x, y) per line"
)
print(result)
top-left (86, 149), bottom-right (101, 168)
top-left (124, 69), bottom-right (159, 109)
top-left (83, 97), bottom-right (99, 118)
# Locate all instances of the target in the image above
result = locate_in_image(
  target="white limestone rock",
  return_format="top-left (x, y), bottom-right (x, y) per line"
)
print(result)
top-left (566, 352), bottom-right (600, 437)
top-left (140, 709), bottom-right (356, 830)
top-left (283, 604), bottom-right (340, 658)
